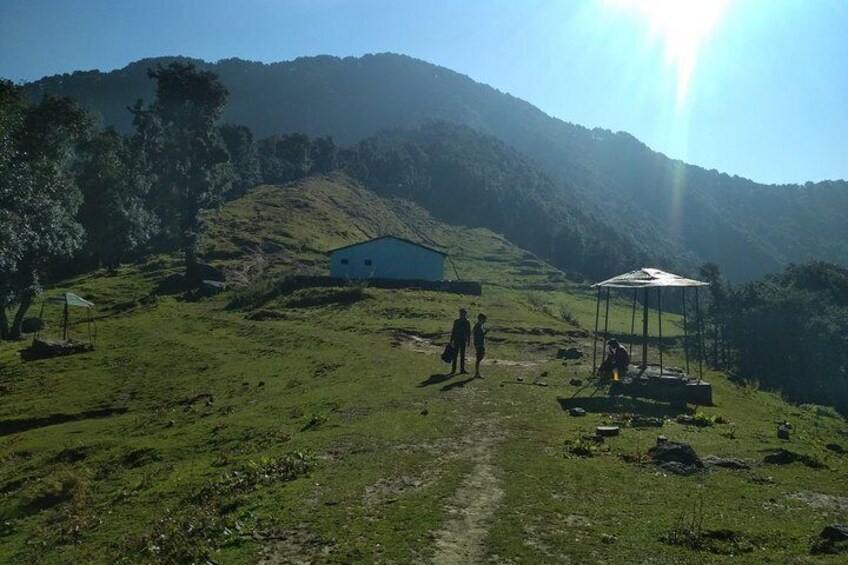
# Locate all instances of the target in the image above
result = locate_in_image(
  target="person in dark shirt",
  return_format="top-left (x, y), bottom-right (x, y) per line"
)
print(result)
top-left (450, 308), bottom-right (471, 374)
top-left (598, 339), bottom-right (630, 380)
top-left (473, 313), bottom-right (488, 378)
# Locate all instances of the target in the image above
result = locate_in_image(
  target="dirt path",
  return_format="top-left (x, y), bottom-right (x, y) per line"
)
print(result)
top-left (430, 420), bottom-right (505, 565)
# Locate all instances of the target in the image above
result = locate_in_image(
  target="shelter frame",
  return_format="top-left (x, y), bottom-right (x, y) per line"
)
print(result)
top-left (591, 268), bottom-right (708, 381)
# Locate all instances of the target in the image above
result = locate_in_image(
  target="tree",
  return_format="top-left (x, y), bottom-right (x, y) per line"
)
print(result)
top-left (0, 82), bottom-right (89, 339)
top-left (257, 133), bottom-right (313, 184)
top-left (220, 123), bottom-right (261, 197)
top-left (74, 127), bottom-right (158, 270)
top-left (133, 63), bottom-right (233, 278)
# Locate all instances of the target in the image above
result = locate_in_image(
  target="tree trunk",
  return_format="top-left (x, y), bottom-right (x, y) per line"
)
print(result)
top-left (185, 246), bottom-right (198, 281)
top-left (9, 292), bottom-right (34, 340)
top-left (0, 302), bottom-right (9, 340)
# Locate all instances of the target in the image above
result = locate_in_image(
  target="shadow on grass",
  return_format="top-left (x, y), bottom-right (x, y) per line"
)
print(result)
top-left (441, 376), bottom-right (477, 392)
top-left (557, 396), bottom-right (692, 418)
top-left (418, 373), bottom-right (454, 387)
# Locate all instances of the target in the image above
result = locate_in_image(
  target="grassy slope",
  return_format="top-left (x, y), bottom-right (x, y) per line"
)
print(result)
top-left (0, 175), bottom-right (845, 564)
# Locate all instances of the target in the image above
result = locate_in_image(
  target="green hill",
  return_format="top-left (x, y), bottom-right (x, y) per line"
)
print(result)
top-left (20, 53), bottom-right (848, 281)
top-left (1, 176), bottom-right (846, 564)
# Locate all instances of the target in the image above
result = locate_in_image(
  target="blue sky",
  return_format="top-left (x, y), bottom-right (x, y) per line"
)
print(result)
top-left (1, 0), bottom-right (846, 184)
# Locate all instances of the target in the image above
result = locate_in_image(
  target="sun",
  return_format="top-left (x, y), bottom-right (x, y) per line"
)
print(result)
top-left (603, 0), bottom-right (731, 106)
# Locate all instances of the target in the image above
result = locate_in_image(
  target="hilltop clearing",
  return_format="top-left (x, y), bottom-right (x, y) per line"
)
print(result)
top-left (1, 177), bottom-right (846, 563)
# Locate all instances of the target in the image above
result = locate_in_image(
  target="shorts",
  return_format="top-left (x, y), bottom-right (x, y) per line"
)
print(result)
top-left (475, 347), bottom-right (486, 361)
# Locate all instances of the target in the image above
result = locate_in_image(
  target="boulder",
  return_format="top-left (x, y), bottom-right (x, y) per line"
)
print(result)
top-left (556, 347), bottom-right (583, 360)
top-left (568, 407), bottom-right (586, 417)
top-left (762, 448), bottom-right (824, 468)
top-left (631, 415), bottom-right (664, 428)
top-left (812, 524), bottom-right (848, 555)
top-left (658, 461), bottom-right (703, 476)
top-left (20, 338), bottom-right (94, 361)
top-left (648, 441), bottom-right (703, 468)
top-left (702, 456), bottom-right (752, 470)
top-left (825, 443), bottom-right (845, 454)
top-left (20, 317), bottom-right (45, 334)
top-left (821, 524), bottom-right (848, 542)
top-left (596, 426), bottom-right (620, 437)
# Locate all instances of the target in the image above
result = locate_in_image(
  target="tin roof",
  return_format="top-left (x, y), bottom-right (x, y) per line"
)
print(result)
top-left (592, 268), bottom-right (709, 288)
top-left (328, 235), bottom-right (447, 256)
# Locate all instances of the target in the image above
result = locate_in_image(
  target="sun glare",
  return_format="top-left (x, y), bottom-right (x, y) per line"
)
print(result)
top-left (604, 0), bottom-right (731, 106)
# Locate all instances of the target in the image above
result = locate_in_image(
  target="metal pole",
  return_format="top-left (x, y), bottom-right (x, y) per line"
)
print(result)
top-left (658, 287), bottom-right (663, 376)
top-left (592, 286), bottom-right (601, 374)
top-left (62, 301), bottom-right (69, 341)
top-left (695, 287), bottom-right (704, 382)
top-left (641, 287), bottom-right (649, 369)
top-left (629, 289), bottom-right (637, 358)
top-left (602, 287), bottom-right (611, 357)
top-left (682, 287), bottom-right (690, 375)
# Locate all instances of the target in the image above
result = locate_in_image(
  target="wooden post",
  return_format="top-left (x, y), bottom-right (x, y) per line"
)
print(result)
top-left (629, 289), bottom-right (637, 358)
top-left (601, 287), bottom-right (611, 358)
top-left (695, 287), bottom-right (704, 382)
top-left (641, 287), bottom-right (649, 369)
top-left (592, 286), bottom-right (601, 374)
top-left (657, 287), bottom-right (663, 376)
top-left (682, 287), bottom-right (690, 375)
top-left (62, 301), bottom-right (69, 341)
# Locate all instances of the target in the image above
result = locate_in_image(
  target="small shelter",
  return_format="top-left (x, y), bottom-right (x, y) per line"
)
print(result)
top-left (328, 236), bottom-right (446, 281)
top-left (35, 293), bottom-right (96, 345)
top-left (591, 268), bottom-right (711, 404)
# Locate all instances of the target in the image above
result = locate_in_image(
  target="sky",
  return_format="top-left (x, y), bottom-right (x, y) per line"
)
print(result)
top-left (1, 0), bottom-right (846, 185)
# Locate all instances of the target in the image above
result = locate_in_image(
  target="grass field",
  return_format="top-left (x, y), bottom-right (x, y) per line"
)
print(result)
top-left (1, 175), bottom-right (846, 563)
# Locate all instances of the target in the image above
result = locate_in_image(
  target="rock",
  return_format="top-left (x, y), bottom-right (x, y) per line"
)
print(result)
top-left (600, 533), bottom-right (617, 544)
top-left (821, 524), bottom-right (848, 542)
top-left (778, 423), bottom-right (791, 440)
top-left (656, 435), bottom-right (668, 445)
top-left (20, 338), bottom-right (94, 361)
top-left (569, 378), bottom-right (583, 386)
top-left (596, 426), bottom-right (620, 437)
top-left (569, 407), bottom-right (586, 417)
top-left (631, 415), bottom-right (664, 428)
top-left (20, 317), bottom-right (44, 334)
top-left (535, 381), bottom-right (548, 387)
top-left (556, 347), bottom-right (583, 360)
top-left (658, 461), bottom-right (703, 476)
top-left (648, 441), bottom-right (703, 468)
top-left (812, 524), bottom-right (848, 555)
top-left (762, 448), bottom-right (824, 468)
top-left (188, 263), bottom-right (226, 284)
top-left (517, 376), bottom-right (524, 382)
top-left (702, 456), bottom-right (752, 470)
top-left (825, 443), bottom-right (845, 454)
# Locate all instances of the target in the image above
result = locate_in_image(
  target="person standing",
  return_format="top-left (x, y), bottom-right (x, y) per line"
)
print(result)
top-left (450, 308), bottom-right (471, 374)
top-left (473, 313), bottom-right (488, 378)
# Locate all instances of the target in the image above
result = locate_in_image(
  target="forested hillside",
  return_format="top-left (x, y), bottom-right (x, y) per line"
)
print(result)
top-left (22, 53), bottom-right (848, 281)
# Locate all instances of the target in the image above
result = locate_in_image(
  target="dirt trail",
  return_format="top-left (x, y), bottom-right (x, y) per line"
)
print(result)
top-left (430, 420), bottom-right (505, 565)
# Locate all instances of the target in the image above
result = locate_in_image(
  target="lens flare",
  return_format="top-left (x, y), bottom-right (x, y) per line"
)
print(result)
top-left (603, 0), bottom-right (730, 106)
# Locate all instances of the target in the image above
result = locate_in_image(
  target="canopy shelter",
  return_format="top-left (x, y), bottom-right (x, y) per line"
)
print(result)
top-left (35, 292), bottom-right (96, 345)
top-left (591, 268), bottom-right (708, 381)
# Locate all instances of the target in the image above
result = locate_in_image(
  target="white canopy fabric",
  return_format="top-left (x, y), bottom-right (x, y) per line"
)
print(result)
top-left (44, 292), bottom-right (94, 308)
top-left (592, 268), bottom-right (709, 289)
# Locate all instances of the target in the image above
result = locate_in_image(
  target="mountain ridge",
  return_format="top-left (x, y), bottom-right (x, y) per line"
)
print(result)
top-left (19, 53), bottom-right (848, 281)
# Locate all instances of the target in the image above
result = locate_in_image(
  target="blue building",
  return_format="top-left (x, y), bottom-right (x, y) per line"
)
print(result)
top-left (329, 236), bottom-right (446, 281)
